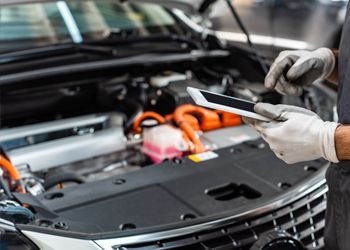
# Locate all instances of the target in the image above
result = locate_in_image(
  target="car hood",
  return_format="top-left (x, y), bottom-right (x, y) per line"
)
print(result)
top-left (0, 0), bottom-right (214, 15)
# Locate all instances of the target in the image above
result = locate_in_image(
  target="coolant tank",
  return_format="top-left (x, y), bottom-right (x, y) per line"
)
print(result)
top-left (142, 125), bottom-right (187, 164)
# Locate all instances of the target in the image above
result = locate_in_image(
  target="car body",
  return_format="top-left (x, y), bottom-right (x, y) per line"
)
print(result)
top-left (0, 1), bottom-right (336, 249)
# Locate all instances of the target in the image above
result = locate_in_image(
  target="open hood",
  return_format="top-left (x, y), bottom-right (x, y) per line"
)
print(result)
top-left (0, 0), bottom-right (217, 15)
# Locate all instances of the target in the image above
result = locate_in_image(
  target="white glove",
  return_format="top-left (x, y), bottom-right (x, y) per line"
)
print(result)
top-left (244, 103), bottom-right (339, 164)
top-left (265, 48), bottom-right (335, 96)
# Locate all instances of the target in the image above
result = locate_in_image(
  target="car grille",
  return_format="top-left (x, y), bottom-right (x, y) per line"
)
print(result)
top-left (115, 182), bottom-right (328, 250)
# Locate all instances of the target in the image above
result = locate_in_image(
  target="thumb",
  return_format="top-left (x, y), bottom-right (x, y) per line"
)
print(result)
top-left (254, 103), bottom-right (284, 120)
top-left (285, 58), bottom-right (322, 87)
top-left (286, 61), bottom-right (311, 81)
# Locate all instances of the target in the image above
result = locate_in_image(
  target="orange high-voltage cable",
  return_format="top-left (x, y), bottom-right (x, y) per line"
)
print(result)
top-left (133, 111), bottom-right (193, 151)
top-left (133, 111), bottom-right (166, 134)
top-left (133, 105), bottom-right (242, 154)
top-left (174, 104), bottom-right (222, 153)
top-left (0, 155), bottom-right (21, 182)
top-left (0, 155), bottom-right (24, 193)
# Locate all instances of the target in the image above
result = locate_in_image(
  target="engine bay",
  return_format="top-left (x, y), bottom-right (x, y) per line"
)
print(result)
top-left (0, 49), bottom-right (335, 245)
top-left (0, 55), bottom-right (282, 194)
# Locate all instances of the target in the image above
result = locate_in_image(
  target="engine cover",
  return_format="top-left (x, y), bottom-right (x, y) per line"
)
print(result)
top-left (0, 113), bottom-right (126, 172)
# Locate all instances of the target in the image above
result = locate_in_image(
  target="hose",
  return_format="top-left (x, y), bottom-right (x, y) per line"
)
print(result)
top-left (43, 172), bottom-right (85, 191)
top-left (174, 105), bottom-right (209, 153)
top-left (0, 155), bottom-right (21, 182)
top-left (134, 105), bottom-right (237, 154)
top-left (0, 155), bottom-right (25, 193)
top-left (133, 111), bottom-right (166, 134)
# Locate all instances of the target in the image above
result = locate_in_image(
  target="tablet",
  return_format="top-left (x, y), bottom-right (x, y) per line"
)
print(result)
top-left (187, 87), bottom-right (270, 121)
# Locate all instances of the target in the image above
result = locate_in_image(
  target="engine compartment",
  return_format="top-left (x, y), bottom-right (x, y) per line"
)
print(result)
top-left (0, 51), bottom-right (283, 193)
top-left (0, 49), bottom-right (336, 244)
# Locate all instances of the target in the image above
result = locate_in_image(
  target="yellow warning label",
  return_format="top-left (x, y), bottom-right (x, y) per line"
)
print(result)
top-left (188, 151), bottom-right (218, 163)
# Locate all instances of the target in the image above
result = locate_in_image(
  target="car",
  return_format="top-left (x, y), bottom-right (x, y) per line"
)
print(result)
top-left (0, 0), bottom-right (336, 249)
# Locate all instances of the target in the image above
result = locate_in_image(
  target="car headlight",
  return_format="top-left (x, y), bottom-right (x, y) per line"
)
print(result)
top-left (0, 220), bottom-right (38, 250)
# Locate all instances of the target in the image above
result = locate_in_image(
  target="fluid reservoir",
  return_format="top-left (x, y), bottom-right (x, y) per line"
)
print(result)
top-left (142, 125), bottom-right (187, 164)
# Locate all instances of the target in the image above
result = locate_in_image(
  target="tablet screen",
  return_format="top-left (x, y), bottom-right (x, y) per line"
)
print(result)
top-left (200, 91), bottom-right (256, 113)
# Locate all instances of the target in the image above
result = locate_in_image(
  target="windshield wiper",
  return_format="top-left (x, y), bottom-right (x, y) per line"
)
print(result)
top-left (84, 34), bottom-right (201, 50)
top-left (0, 34), bottom-right (200, 65)
top-left (0, 43), bottom-right (116, 64)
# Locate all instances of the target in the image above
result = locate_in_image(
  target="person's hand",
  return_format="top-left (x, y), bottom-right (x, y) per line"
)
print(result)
top-left (265, 48), bottom-right (335, 96)
top-left (243, 103), bottom-right (339, 164)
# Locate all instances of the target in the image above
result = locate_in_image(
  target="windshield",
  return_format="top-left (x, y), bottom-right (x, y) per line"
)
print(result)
top-left (0, 0), bottom-right (183, 52)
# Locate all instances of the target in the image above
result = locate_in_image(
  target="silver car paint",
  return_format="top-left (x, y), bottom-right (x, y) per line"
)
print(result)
top-left (22, 231), bottom-right (103, 250)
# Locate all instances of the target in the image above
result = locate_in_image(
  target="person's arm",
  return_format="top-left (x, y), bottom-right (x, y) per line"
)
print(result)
top-left (326, 50), bottom-right (339, 84)
top-left (335, 125), bottom-right (350, 160)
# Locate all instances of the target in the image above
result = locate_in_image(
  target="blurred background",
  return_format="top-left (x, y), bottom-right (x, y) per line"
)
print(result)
top-left (209, 0), bottom-right (348, 57)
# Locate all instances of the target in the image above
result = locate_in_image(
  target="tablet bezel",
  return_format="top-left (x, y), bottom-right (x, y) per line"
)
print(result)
top-left (187, 87), bottom-right (270, 121)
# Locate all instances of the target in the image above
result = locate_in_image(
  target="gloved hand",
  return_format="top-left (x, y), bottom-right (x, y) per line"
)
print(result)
top-left (265, 48), bottom-right (335, 96)
top-left (243, 103), bottom-right (339, 164)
